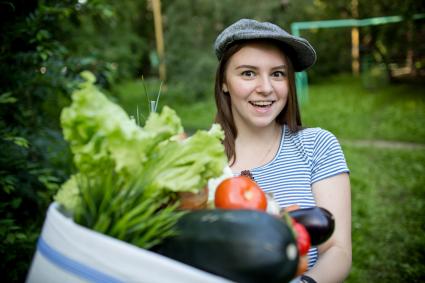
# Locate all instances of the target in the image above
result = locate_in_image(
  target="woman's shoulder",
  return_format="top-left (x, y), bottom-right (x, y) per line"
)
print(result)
top-left (284, 126), bottom-right (342, 158)
top-left (285, 126), bottom-right (336, 144)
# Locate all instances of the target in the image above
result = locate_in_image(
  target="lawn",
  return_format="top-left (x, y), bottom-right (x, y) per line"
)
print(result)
top-left (344, 145), bottom-right (425, 282)
top-left (110, 79), bottom-right (217, 131)
top-left (302, 75), bottom-right (425, 144)
top-left (113, 74), bottom-right (425, 143)
top-left (112, 75), bottom-right (425, 282)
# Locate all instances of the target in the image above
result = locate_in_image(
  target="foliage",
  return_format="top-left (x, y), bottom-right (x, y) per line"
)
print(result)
top-left (110, 78), bottom-right (216, 132)
top-left (0, 1), bottom-right (152, 282)
top-left (56, 75), bottom-right (226, 252)
top-left (162, 0), bottom-right (282, 99)
top-left (73, 166), bottom-right (184, 250)
top-left (287, 0), bottom-right (425, 82)
top-left (58, 0), bottom-right (153, 81)
top-left (1, 2), bottom-right (74, 280)
top-left (162, 0), bottom-right (424, 96)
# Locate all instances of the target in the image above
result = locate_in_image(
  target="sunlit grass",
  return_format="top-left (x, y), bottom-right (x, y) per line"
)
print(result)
top-left (111, 79), bottom-right (215, 132)
top-left (302, 74), bottom-right (425, 143)
top-left (345, 145), bottom-right (425, 282)
top-left (113, 74), bottom-right (425, 142)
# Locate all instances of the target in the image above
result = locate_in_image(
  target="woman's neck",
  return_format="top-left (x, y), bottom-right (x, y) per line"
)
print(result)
top-left (231, 122), bottom-right (282, 172)
top-left (236, 122), bottom-right (280, 143)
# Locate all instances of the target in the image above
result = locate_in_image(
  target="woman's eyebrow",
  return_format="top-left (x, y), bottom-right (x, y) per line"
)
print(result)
top-left (235, 64), bottom-right (258, 70)
top-left (271, 64), bottom-right (286, 70)
top-left (235, 64), bottom-right (286, 70)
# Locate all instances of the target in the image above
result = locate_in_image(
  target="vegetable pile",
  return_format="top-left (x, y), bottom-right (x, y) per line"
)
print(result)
top-left (55, 71), bottom-right (227, 248)
top-left (159, 175), bottom-right (336, 282)
top-left (54, 71), bottom-right (335, 283)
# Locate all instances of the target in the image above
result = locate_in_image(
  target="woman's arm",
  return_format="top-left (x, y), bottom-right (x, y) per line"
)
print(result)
top-left (303, 173), bottom-right (352, 283)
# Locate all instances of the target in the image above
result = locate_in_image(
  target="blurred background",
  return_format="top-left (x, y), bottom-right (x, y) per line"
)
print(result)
top-left (1, 0), bottom-right (424, 282)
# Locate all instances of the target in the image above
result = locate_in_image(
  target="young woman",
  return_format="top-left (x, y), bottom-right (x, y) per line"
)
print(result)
top-left (213, 19), bottom-right (352, 283)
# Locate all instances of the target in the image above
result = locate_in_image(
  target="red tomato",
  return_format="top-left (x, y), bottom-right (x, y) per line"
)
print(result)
top-left (293, 220), bottom-right (311, 256)
top-left (214, 176), bottom-right (267, 211)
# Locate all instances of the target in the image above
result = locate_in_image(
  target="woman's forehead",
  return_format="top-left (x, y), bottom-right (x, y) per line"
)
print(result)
top-left (228, 42), bottom-right (288, 67)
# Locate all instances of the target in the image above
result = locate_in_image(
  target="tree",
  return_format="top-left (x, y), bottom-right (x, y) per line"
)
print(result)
top-left (161, 0), bottom-right (424, 90)
top-left (0, 1), bottom-right (153, 281)
top-left (162, 0), bottom-right (281, 99)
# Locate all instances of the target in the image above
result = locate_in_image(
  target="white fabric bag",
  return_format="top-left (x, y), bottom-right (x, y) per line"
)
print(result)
top-left (26, 202), bottom-right (232, 283)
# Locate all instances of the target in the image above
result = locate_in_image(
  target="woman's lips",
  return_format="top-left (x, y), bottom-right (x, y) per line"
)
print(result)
top-left (249, 101), bottom-right (275, 113)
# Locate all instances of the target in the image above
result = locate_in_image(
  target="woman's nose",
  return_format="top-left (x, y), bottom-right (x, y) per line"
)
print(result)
top-left (256, 75), bottom-right (273, 95)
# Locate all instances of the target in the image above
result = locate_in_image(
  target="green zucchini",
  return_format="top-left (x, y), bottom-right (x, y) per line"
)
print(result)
top-left (156, 209), bottom-right (299, 283)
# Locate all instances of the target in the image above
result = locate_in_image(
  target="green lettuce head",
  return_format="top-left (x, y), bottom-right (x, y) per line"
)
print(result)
top-left (56, 71), bottom-right (227, 213)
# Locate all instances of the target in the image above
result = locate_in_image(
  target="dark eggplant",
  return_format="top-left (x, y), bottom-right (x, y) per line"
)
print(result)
top-left (289, 207), bottom-right (335, 246)
top-left (157, 209), bottom-right (299, 283)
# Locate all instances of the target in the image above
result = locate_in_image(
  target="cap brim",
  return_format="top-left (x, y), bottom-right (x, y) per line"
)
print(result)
top-left (214, 19), bottom-right (317, 72)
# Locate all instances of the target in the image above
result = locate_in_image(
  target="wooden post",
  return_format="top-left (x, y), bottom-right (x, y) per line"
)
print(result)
top-left (152, 0), bottom-right (166, 81)
top-left (406, 21), bottom-right (414, 75)
top-left (351, 28), bottom-right (360, 75)
top-left (351, 0), bottom-right (360, 75)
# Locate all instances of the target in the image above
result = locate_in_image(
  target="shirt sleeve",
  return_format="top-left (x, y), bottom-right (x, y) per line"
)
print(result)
top-left (310, 129), bottom-right (349, 184)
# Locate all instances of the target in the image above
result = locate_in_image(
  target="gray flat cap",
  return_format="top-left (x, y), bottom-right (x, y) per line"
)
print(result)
top-left (214, 19), bottom-right (316, 71)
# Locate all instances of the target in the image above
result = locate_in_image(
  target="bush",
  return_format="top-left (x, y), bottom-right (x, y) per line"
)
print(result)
top-left (0, 1), bottom-right (151, 281)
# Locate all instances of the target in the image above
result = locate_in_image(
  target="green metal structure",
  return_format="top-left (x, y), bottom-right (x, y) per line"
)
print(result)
top-left (290, 14), bottom-right (425, 103)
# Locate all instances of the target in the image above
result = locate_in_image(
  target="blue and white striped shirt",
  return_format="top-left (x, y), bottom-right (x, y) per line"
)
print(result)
top-left (236, 124), bottom-right (349, 269)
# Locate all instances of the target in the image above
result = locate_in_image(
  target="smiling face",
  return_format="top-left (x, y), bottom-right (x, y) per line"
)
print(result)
top-left (222, 41), bottom-right (289, 131)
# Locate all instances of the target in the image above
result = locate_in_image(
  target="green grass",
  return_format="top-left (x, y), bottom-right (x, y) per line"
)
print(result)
top-left (344, 145), bottom-right (425, 282)
top-left (302, 74), bottom-right (425, 143)
top-left (113, 74), bottom-right (425, 143)
top-left (110, 79), bottom-right (216, 132)
top-left (112, 75), bottom-right (425, 282)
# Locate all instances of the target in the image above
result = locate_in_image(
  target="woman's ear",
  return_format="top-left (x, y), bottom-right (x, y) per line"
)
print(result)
top-left (222, 83), bottom-right (228, 93)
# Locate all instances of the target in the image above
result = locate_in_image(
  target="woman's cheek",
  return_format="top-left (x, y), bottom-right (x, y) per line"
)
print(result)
top-left (231, 82), bottom-right (256, 96)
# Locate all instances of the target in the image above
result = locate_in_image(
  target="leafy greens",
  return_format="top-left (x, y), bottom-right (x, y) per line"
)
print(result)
top-left (55, 71), bottom-right (227, 248)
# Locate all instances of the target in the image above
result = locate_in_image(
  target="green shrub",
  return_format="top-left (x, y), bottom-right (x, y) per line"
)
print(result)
top-left (0, 1), bottom-right (151, 281)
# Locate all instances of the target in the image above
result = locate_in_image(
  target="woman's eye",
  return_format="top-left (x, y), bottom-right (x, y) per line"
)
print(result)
top-left (272, 71), bottom-right (286, 77)
top-left (241, 70), bottom-right (255, 77)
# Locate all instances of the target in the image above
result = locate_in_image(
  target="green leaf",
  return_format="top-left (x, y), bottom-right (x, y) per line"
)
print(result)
top-left (3, 136), bottom-right (29, 148)
top-left (58, 74), bottom-right (227, 249)
top-left (0, 92), bottom-right (17, 104)
top-left (60, 76), bottom-right (183, 177)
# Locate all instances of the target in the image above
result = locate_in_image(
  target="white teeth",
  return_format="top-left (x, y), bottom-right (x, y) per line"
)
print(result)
top-left (250, 101), bottom-right (273, 107)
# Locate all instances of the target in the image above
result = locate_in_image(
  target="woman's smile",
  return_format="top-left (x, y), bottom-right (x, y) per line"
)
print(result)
top-left (248, 100), bottom-right (275, 113)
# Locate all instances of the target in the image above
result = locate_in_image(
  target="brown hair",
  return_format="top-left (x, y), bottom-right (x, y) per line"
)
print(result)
top-left (214, 39), bottom-right (302, 164)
